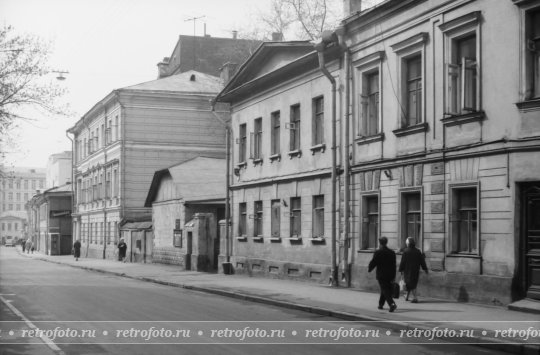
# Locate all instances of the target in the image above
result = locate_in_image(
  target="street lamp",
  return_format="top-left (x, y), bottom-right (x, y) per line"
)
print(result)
top-left (52, 70), bottom-right (69, 81)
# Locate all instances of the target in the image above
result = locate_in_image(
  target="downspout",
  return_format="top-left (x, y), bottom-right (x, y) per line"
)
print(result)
top-left (314, 37), bottom-right (339, 287)
top-left (210, 99), bottom-right (231, 266)
top-left (65, 131), bottom-right (75, 243)
top-left (336, 26), bottom-right (352, 287)
top-left (102, 103), bottom-right (108, 259)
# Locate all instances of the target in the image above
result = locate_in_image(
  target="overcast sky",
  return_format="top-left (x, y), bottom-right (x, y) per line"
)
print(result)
top-left (0, 0), bottom-right (280, 168)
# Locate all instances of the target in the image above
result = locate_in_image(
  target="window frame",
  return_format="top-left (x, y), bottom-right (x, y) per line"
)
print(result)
top-left (312, 96), bottom-right (325, 146)
top-left (289, 104), bottom-right (301, 152)
top-left (360, 192), bottom-right (380, 250)
top-left (398, 187), bottom-right (423, 251)
top-left (312, 195), bottom-right (325, 240)
top-left (290, 197), bottom-right (302, 239)
top-left (448, 182), bottom-right (480, 256)
top-left (354, 51), bottom-right (384, 140)
top-left (239, 123), bottom-right (247, 164)
top-left (439, 12), bottom-right (482, 116)
top-left (270, 111), bottom-right (281, 158)
top-left (238, 202), bottom-right (247, 238)
top-left (270, 199), bottom-right (281, 240)
top-left (250, 117), bottom-right (263, 163)
top-left (253, 200), bottom-right (263, 238)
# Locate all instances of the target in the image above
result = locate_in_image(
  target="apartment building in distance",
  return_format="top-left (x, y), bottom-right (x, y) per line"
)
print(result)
top-left (0, 166), bottom-right (46, 244)
top-left (46, 151), bottom-right (72, 189)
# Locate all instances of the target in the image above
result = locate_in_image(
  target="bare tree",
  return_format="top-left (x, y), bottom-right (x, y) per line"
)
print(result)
top-left (238, 0), bottom-right (341, 42)
top-left (0, 26), bottom-right (67, 139)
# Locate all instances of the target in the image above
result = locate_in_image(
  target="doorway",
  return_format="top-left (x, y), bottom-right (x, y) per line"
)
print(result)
top-left (522, 182), bottom-right (540, 300)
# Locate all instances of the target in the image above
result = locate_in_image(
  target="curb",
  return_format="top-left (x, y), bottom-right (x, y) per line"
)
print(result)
top-left (18, 251), bottom-right (540, 354)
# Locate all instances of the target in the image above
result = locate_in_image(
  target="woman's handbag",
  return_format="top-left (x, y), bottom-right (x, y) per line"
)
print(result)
top-left (392, 281), bottom-right (400, 299)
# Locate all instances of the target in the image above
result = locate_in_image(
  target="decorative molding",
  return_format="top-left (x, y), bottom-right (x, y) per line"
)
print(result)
top-left (310, 143), bottom-right (326, 154)
top-left (391, 32), bottom-right (429, 54)
top-left (442, 111), bottom-right (486, 127)
top-left (438, 11), bottom-right (481, 34)
top-left (352, 51), bottom-right (385, 69)
top-left (393, 122), bottom-right (429, 137)
top-left (355, 133), bottom-right (385, 146)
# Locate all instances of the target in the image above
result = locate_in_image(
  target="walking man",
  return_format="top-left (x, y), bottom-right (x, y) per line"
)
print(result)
top-left (368, 236), bottom-right (397, 312)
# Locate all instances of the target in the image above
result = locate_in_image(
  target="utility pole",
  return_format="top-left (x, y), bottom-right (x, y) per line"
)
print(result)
top-left (185, 15), bottom-right (205, 70)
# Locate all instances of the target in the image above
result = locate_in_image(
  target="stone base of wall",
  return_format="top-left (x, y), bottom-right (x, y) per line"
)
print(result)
top-left (229, 256), bottom-right (331, 284)
top-left (152, 246), bottom-right (186, 267)
top-left (350, 265), bottom-right (514, 305)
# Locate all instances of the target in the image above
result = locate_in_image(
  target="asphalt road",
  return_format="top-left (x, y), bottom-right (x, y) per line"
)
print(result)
top-left (0, 247), bottom-right (507, 355)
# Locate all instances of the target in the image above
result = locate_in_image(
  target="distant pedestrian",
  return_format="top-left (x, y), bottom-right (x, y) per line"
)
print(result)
top-left (73, 240), bottom-right (81, 261)
top-left (399, 237), bottom-right (428, 303)
top-left (117, 239), bottom-right (127, 263)
top-left (368, 236), bottom-right (397, 312)
top-left (22, 239), bottom-right (26, 253)
top-left (26, 239), bottom-right (33, 254)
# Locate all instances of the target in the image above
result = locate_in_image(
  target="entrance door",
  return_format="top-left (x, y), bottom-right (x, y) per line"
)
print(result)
top-left (523, 183), bottom-right (540, 300)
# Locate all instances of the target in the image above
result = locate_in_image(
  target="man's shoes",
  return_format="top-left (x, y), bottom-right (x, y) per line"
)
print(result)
top-left (389, 304), bottom-right (397, 312)
top-left (411, 299), bottom-right (418, 303)
top-left (377, 306), bottom-right (384, 310)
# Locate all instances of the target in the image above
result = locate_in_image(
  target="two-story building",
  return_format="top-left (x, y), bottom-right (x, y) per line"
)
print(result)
top-left (67, 70), bottom-right (228, 261)
top-left (215, 41), bottom-right (344, 282)
top-left (215, 0), bottom-right (540, 305)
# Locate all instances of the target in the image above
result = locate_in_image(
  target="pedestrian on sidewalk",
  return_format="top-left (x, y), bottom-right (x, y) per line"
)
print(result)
top-left (26, 238), bottom-right (33, 254)
top-left (368, 236), bottom-right (397, 312)
top-left (73, 240), bottom-right (81, 261)
top-left (399, 237), bottom-right (428, 303)
top-left (21, 239), bottom-right (26, 253)
top-left (117, 239), bottom-right (127, 263)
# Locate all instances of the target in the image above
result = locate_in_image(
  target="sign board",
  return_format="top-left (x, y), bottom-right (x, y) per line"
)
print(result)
top-left (174, 229), bottom-right (183, 248)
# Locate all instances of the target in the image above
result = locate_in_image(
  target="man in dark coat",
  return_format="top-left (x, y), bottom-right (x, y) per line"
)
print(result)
top-left (117, 239), bottom-right (127, 262)
top-left (73, 240), bottom-right (81, 261)
top-left (399, 237), bottom-right (428, 303)
top-left (368, 236), bottom-right (397, 312)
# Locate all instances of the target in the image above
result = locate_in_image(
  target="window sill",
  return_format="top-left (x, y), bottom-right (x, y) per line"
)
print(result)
top-left (446, 253), bottom-right (481, 259)
top-left (236, 236), bottom-right (247, 242)
top-left (515, 99), bottom-right (540, 113)
top-left (252, 158), bottom-right (263, 166)
top-left (442, 111), bottom-right (486, 127)
top-left (269, 154), bottom-right (281, 163)
top-left (310, 143), bottom-right (326, 154)
top-left (288, 150), bottom-right (302, 159)
top-left (357, 249), bottom-right (376, 254)
top-left (393, 122), bottom-right (429, 137)
top-left (252, 236), bottom-right (264, 242)
top-left (310, 237), bottom-right (325, 243)
top-left (288, 236), bottom-right (302, 241)
top-left (355, 133), bottom-right (385, 146)
top-left (237, 162), bottom-right (247, 169)
top-left (269, 237), bottom-right (281, 243)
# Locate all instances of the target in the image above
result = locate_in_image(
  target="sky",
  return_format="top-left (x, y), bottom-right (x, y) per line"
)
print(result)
top-left (0, 0), bottom-right (280, 168)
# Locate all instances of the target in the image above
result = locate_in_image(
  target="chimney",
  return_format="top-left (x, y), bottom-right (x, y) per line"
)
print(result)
top-left (232, 30), bottom-right (238, 39)
top-left (157, 57), bottom-right (170, 78)
top-left (271, 32), bottom-right (283, 41)
top-left (220, 62), bottom-right (238, 83)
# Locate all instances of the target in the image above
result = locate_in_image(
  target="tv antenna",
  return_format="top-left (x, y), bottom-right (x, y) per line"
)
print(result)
top-left (185, 15), bottom-right (205, 36)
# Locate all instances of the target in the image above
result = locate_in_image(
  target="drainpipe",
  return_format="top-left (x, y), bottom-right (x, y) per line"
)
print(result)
top-left (314, 35), bottom-right (339, 287)
top-left (210, 99), bottom-right (231, 266)
top-left (65, 131), bottom-right (75, 235)
top-left (335, 26), bottom-right (352, 286)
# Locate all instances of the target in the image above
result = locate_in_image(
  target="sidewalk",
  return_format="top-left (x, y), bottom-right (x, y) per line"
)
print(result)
top-left (17, 248), bottom-right (540, 354)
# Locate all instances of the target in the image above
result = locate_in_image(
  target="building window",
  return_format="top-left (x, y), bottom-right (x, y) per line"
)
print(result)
top-left (8, 193), bottom-right (12, 201)
top-left (31, 180), bottom-right (36, 189)
top-left (313, 96), bottom-right (324, 145)
top-left (404, 55), bottom-right (422, 127)
top-left (8, 223), bottom-right (11, 231)
top-left (106, 171), bottom-right (111, 199)
top-left (290, 197), bottom-right (301, 238)
top-left (271, 111), bottom-right (280, 156)
top-left (238, 203), bottom-right (247, 237)
top-left (1, 223), bottom-right (4, 231)
top-left (400, 190), bottom-right (422, 250)
top-left (360, 70), bottom-right (380, 136)
top-left (239, 123), bottom-right (247, 163)
top-left (24, 180), bottom-right (28, 189)
top-left (289, 104), bottom-right (301, 151)
top-left (450, 186), bottom-right (478, 254)
top-left (271, 199), bottom-right (280, 239)
top-left (253, 200), bottom-right (263, 237)
top-left (14, 223), bottom-right (18, 230)
top-left (98, 173), bottom-right (103, 200)
top-left (115, 115), bottom-right (119, 141)
top-left (114, 221), bottom-right (118, 244)
top-left (439, 12), bottom-right (481, 115)
top-left (24, 193), bottom-right (28, 201)
top-left (312, 195), bottom-right (324, 238)
top-left (113, 169), bottom-right (118, 197)
top-left (251, 118), bottom-right (262, 161)
top-left (361, 194), bottom-right (379, 250)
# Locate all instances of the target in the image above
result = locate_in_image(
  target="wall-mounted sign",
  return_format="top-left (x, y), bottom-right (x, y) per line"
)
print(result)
top-left (174, 229), bottom-right (182, 248)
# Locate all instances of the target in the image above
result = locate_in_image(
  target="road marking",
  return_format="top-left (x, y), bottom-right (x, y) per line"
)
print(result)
top-left (0, 295), bottom-right (66, 355)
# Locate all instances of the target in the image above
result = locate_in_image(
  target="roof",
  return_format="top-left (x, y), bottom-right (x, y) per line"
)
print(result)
top-left (158, 35), bottom-right (262, 78)
top-left (215, 41), bottom-right (341, 103)
top-left (145, 156), bottom-right (226, 207)
top-left (123, 70), bottom-right (224, 94)
top-left (44, 184), bottom-right (73, 194)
